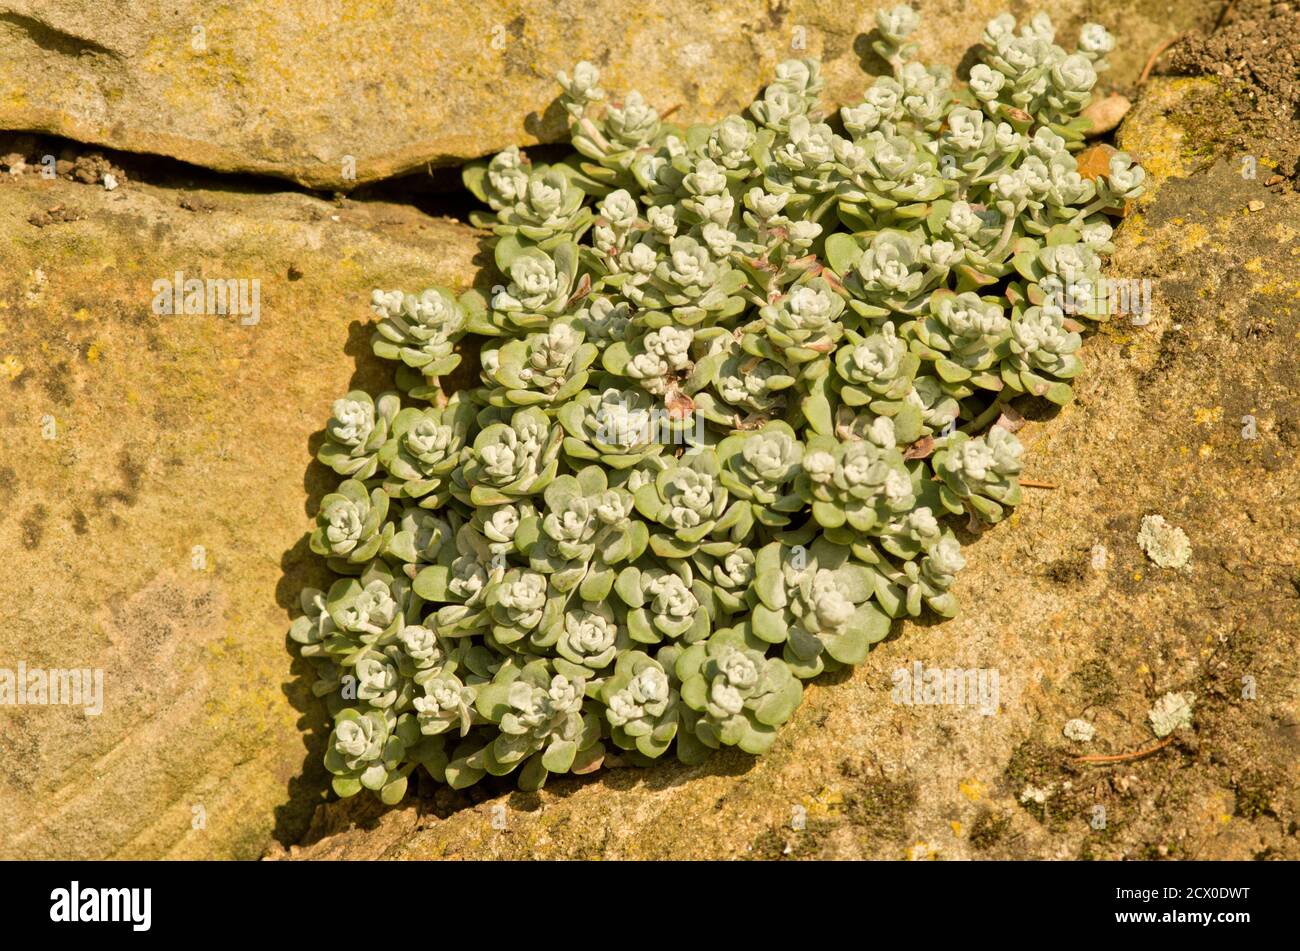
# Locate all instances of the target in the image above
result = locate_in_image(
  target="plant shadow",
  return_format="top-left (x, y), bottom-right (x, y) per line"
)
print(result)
top-left (272, 316), bottom-right (406, 848)
top-left (853, 28), bottom-right (985, 83)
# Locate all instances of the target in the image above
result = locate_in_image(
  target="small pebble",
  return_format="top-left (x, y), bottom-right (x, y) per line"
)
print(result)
top-left (1063, 718), bottom-right (1096, 742)
top-left (1081, 93), bottom-right (1132, 136)
top-left (1247, 199), bottom-right (1265, 212)
top-left (103, 173), bottom-right (118, 191)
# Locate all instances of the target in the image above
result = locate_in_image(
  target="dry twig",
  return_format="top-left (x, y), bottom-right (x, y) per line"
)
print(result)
top-left (1139, 34), bottom-right (1187, 85)
top-left (1071, 733), bottom-right (1176, 765)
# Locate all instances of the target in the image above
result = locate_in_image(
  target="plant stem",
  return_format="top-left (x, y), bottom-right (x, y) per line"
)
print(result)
top-left (987, 208), bottom-right (1020, 262)
top-left (960, 389), bottom-right (1012, 434)
top-left (1069, 196), bottom-right (1112, 227)
top-left (579, 116), bottom-right (614, 155)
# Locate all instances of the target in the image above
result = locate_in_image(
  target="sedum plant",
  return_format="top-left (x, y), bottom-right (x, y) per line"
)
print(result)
top-left (291, 6), bottom-right (1142, 800)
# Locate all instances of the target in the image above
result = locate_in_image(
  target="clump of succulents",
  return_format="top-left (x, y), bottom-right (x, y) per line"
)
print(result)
top-left (292, 6), bottom-right (1142, 799)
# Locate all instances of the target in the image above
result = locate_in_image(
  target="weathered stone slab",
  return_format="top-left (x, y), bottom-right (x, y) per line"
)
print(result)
top-left (0, 170), bottom-right (479, 858)
top-left (0, 0), bottom-right (1218, 188)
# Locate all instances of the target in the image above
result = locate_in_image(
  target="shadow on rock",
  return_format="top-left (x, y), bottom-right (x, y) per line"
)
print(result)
top-left (271, 647), bottom-right (333, 848)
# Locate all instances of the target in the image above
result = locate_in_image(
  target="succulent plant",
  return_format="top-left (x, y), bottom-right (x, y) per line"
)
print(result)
top-left (324, 707), bottom-right (425, 804)
top-left (599, 650), bottom-right (680, 759)
top-left (480, 319), bottom-right (598, 409)
top-left (624, 235), bottom-right (749, 326)
top-left (797, 432), bottom-right (916, 532)
top-left (716, 421), bottom-right (804, 527)
top-left (460, 660), bottom-right (604, 789)
top-left (317, 390), bottom-right (399, 479)
top-left (700, 345), bottom-right (796, 422)
top-left (488, 242), bottom-right (582, 333)
top-left (396, 622), bottom-right (445, 672)
top-left (554, 602), bottom-right (625, 675)
top-left (377, 400), bottom-right (473, 507)
top-left (751, 538), bottom-right (891, 678)
top-left (675, 626), bottom-right (803, 759)
top-left (841, 228), bottom-right (929, 316)
top-left (606, 324), bottom-right (694, 395)
top-left (1003, 302), bottom-right (1082, 402)
top-left (463, 145), bottom-right (531, 212)
top-left (558, 386), bottom-right (668, 469)
top-left (491, 165), bottom-right (592, 247)
top-left (696, 547), bottom-right (757, 613)
top-left (309, 478), bottom-right (397, 571)
top-left (897, 532), bottom-right (967, 617)
top-left (484, 567), bottom-right (558, 649)
top-left (370, 288), bottom-right (468, 380)
top-left (749, 277), bottom-right (846, 375)
top-left (833, 321), bottom-right (921, 421)
top-left (614, 560), bottom-right (713, 646)
top-left (456, 406), bottom-right (563, 505)
top-left (632, 448), bottom-right (746, 557)
top-left (932, 427), bottom-right (1024, 523)
top-left (909, 289), bottom-right (1010, 392)
top-left (320, 566), bottom-right (413, 657)
top-left (290, 6), bottom-right (1141, 800)
top-left (519, 465), bottom-right (644, 595)
top-left (413, 669), bottom-right (477, 737)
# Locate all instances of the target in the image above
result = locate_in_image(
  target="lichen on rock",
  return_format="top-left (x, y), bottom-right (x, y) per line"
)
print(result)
top-left (1137, 514), bottom-right (1192, 569)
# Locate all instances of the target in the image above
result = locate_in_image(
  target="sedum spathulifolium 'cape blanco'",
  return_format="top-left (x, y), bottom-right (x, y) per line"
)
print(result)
top-left (292, 6), bottom-right (1143, 801)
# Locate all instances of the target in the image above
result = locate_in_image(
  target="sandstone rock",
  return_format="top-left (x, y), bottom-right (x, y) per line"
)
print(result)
top-left (3, 16), bottom-right (1295, 860)
top-left (0, 0), bottom-right (1219, 189)
top-left (277, 78), bottom-right (1300, 860)
top-left (0, 171), bottom-right (480, 858)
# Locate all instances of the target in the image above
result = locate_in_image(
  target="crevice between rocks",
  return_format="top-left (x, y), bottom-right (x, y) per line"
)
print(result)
top-left (0, 128), bottom-right (520, 228)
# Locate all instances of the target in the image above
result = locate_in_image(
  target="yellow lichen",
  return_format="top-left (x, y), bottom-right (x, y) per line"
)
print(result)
top-left (1180, 223), bottom-right (1210, 254)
